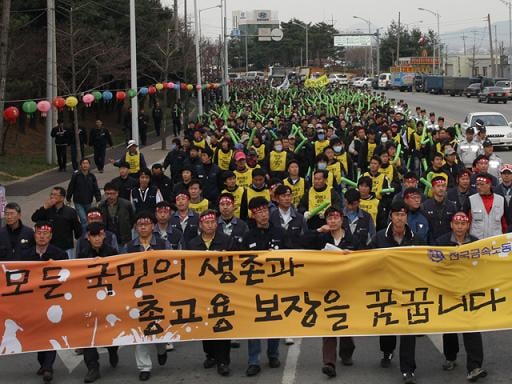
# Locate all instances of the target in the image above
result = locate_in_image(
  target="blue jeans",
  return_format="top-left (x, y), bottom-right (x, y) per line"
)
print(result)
top-left (248, 339), bottom-right (279, 365)
top-left (74, 203), bottom-right (91, 231)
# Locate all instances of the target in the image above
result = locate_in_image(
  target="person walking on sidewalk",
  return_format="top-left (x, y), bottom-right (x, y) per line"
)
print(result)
top-left (89, 120), bottom-right (113, 173)
top-left (51, 119), bottom-right (69, 172)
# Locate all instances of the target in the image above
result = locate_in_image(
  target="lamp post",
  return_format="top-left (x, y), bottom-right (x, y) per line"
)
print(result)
top-left (291, 20), bottom-right (309, 67)
top-left (418, 7), bottom-right (441, 74)
top-left (129, 0), bottom-right (139, 143)
top-left (193, 0), bottom-right (203, 116)
top-left (499, 0), bottom-right (512, 77)
top-left (353, 16), bottom-right (373, 76)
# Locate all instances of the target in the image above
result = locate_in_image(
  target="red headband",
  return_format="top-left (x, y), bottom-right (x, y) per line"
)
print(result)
top-left (452, 213), bottom-right (469, 223)
top-left (432, 179), bottom-right (446, 187)
top-left (175, 193), bottom-right (190, 201)
top-left (477, 159), bottom-right (489, 164)
top-left (137, 218), bottom-right (153, 225)
top-left (35, 225), bottom-right (52, 233)
top-left (250, 206), bottom-right (268, 215)
top-left (87, 211), bottom-right (102, 219)
top-left (476, 176), bottom-right (491, 185)
top-left (156, 206), bottom-right (171, 212)
top-left (219, 197), bottom-right (234, 205)
top-left (404, 178), bottom-right (417, 183)
top-left (200, 213), bottom-right (217, 222)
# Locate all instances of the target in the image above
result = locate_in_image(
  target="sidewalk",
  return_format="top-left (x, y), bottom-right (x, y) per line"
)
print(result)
top-left (7, 134), bottom-right (174, 225)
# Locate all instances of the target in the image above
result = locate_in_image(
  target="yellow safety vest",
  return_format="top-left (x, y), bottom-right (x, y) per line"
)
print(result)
top-left (222, 186), bottom-right (245, 218)
top-left (378, 164), bottom-right (394, 182)
top-left (334, 152), bottom-right (349, 175)
top-left (327, 162), bottom-right (342, 185)
top-left (314, 140), bottom-right (330, 156)
top-left (193, 139), bottom-right (206, 149)
top-left (269, 151), bottom-right (287, 172)
top-left (189, 198), bottom-right (209, 214)
top-left (246, 187), bottom-right (270, 218)
top-left (254, 144), bottom-right (266, 162)
top-left (363, 172), bottom-right (387, 200)
top-left (367, 143), bottom-right (377, 162)
top-left (234, 168), bottom-right (253, 189)
top-left (216, 149), bottom-right (233, 171)
top-left (283, 177), bottom-right (305, 207)
top-left (125, 152), bottom-right (141, 174)
top-left (359, 196), bottom-right (379, 225)
top-left (308, 186), bottom-right (332, 216)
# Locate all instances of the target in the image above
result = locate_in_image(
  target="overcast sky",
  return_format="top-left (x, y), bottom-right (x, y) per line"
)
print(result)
top-left (161, 0), bottom-right (511, 49)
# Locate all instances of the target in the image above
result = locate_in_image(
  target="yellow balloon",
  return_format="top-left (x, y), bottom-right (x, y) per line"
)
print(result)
top-left (65, 96), bottom-right (78, 110)
top-left (187, 84), bottom-right (193, 91)
top-left (155, 83), bottom-right (164, 91)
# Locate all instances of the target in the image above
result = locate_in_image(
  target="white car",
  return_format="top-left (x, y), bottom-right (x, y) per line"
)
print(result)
top-left (462, 112), bottom-right (512, 148)
top-left (328, 73), bottom-right (348, 85)
top-left (353, 77), bottom-right (373, 89)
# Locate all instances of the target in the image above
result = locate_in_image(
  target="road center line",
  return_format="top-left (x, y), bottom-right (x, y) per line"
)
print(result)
top-left (281, 338), bottom-right (302, 384)
top-left (427, 334), bottom-right (444, 355)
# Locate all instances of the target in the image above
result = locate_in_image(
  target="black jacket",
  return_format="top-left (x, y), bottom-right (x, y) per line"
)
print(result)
top-left (20, 244), bottom-right (68, 261)
top-left (0, 223), bottom-right (35, 261)
top-left (163, 148), bottom-right (188, 183)
top-left (269, 207), bottom-right (308, 237)
top-left (125, 235), bottom-right (169, 253)
top-left (446, 186), bottom-right (475, 214)
top-left (185, 232), bottom-right (233, 251)
top-left (435, 232), bottom-right (478, 246)
top-left (195, 162), bottom-right (222, 203)
top-left (216, 217), bottom-right (249, 249)
top-left (369, 223), bottom-right (425, 248)
top-left (89, 127), bottom-right (113, 148)
top-left (422, 198), bottom-right (457, 242)
top-left (31, 205), bottom-right (82, 250)
top-left (302, 228), bottom-right (358, 250)
top-left (78, 242), bottom-right (118, 259)
top-left (151, 174), bottom-right (174, 203)
top-left (110, 175), bottom-right (138, 201)
top-left (170, 210), bottom-right (200, 244)
top-left (130, 186), bottom-right (161, 214)
top-left (98, 198), bottom-right (135, 246)
top-left (241, 223), bottom-right (291, 251)
top-left (76, 231), bottom-right (119, 256)
top-left (66, 171), bottom-right (101, 204)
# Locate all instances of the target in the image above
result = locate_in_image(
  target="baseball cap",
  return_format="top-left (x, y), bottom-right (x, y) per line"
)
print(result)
top-left (444, 146), bottom-right (456, 156)
top-left (482, 139), bottom-right (493, 147)
top-left (126, 139), bottom-right (137, 149)
top-left (500, 164), bottom-right (512, 174)
top-left (234, 151), bottom-right (246, 161)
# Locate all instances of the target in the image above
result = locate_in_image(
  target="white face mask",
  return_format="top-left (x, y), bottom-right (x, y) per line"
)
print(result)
top-left (274, 144), bottom-right (283, 152)
top-left (333, 146), bottom-right (342, 153)
top-left (381, 136), bottom-right (388, 143)
top-left (317, 162), bottom-right (327, 170)
top-left (170, 144), bottom-right (177, 151)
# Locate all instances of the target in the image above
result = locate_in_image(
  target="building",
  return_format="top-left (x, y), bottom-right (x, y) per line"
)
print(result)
top-left (445, 54), bottom-right (510, 78)
top-left (232, 10), bottom-right (280, 40)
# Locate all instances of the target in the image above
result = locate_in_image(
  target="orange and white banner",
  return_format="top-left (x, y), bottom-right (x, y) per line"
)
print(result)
top-left (1, 234), bottom-right (512, 355)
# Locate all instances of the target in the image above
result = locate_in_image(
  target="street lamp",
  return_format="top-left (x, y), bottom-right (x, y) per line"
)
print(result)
top-left (418, 7), bottom-right (441, 74)
top-left (291, 20), bottom-right (309, 67)
top-left (353, 16), bottom-right (374, 76)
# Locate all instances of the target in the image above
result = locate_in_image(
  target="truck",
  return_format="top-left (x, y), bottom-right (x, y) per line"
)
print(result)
top-left (390, 72), bottom-right (415, 92)
top-left (423, 75), bottom-right (444, 94)
top-left (442, 76), bottom-right (472, 96)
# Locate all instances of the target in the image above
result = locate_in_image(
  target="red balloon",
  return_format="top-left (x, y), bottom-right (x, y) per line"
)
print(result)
top-left (3, 106), bottom-right (20, 123)
top-left (52, 96), bottom-right (66, 111)
top-left (116, 91), bottom-right (126, 101)
top-left (180, 83), bottom-right (187, 90)
top-left (148, 86), bottom-right (157, 95)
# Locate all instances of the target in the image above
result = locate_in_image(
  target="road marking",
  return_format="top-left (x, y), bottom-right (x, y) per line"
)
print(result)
top-left (57, 350), bottom-right (83, 373)
top-left (427, 334), bottom-right (444, 355)
top-left (281, 339), bottom-right (302, 384)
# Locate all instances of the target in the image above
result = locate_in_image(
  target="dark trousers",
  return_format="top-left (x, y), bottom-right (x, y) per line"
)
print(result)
top-left (93, 147), bottom-right (106, 171)
top-left (56, 145), bottom-right (67, 170)
top-left (70, 142), bottom-right (85, 171)
top-left (154, 120), bottom-right (161, 136)
top-left (140, 128), bottom-right (147, 146)
top-left (37, 350), bottom-right (57, 370)
top-left (322, 337), bottom-right (355, 366)
top-left (443, 333), bottom-right (483, 371)
top-left (380, 335), bottom-right (416, 374)
top-left (202, 340), bottom-right (230, 365)
top-left (173, 119), bottom-right (181, 136)
top-left (380, 335), bottom-right (397, 354)
top-left (83, 347), bottom-right (118, 369)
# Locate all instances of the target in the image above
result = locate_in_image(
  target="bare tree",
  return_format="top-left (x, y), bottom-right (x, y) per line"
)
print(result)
top-left (0, 0), bottom-right (12, 155)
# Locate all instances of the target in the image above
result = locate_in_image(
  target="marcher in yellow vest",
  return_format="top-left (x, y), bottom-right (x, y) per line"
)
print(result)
top-left (378, 150), bottom-right (400, 184)
top-left (111, 140), bottom-right (147, 178)
top-left (314, 129), bottom-right (330, 156)
top-left (251, 135), bottom-right (266, 164)
top-left (267, 138), bottom-right (289, 179)
top-left (283, 160), bottom-right (306, 207)
top-left (188, 179), bottom-right (210, 214)
top-left (425, 152), bottom-right (450, 198)
top-left (357, 176), bottom-right (381, 227)
top-left (241, 168), bottom-right (270, 220)
top-left (192, 129), bottom-right (207, 149)
top-left (363, 156), bottom-right (391, 200)
top-left (221, 170), bottom-right (245, 218)
top-left (215, 138), bottom-right (233, 171)
top-left (324, 147), bottom-right (343, 185)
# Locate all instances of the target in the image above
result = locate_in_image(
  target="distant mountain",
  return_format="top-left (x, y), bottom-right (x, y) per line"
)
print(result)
top-left (441, 19), bottom-right (511, 55)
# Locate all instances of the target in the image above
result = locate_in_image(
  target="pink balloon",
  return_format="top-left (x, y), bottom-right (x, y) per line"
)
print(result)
top-left (196, 84), bottom-right (202, 91)
top-left (82, 93), bottom-right (95, 107)
top-left (167, 82), bottom-right (175, 89)
top-left (37, 100), bottom-right (51, 117)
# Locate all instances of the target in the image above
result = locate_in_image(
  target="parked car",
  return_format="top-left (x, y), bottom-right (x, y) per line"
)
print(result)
top-left (495, 80), bottom-right (512, 99)
top-left (465, 83), bottom-right (482, 98)
top-left (349, 77), bottom-right (361, 86)
top-left (228, 73), bottom-right (242, 82)
top-left (377, 73), bottom-right (391, 89)
top-left (328, 73), bottom-right (349, 85)
top-left (353, 77), bottom-right (373, 88)
top-left (462, 112), bottom-right (512, 148)
top-left (478, 86), bottom-right (508, 104)
top-left (245, 71), bottom-right (265, 81)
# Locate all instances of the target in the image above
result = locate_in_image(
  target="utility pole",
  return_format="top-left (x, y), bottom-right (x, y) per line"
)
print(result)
top-left (223, 0), bottom-right (229, 102)
top-left (495, 24), bottom-right (499, 76)
top-left (129, 0), bottom-right (139, 143)
top-left (45, 0), bottom-right (55, 164)
top-left (462, 33), bottom-right (467, 56)
top-left (488, 14), bottom-right (496, 78)
top-left (396, 12), bottom-right (401, 66)
top-left (376, 29), bottom-right (381, 74)
top-left (193, 0), bottom-right (203, 116)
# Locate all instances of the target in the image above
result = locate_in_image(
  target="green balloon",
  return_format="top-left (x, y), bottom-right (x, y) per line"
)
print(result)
top-left (22, 100), bottom-right (37, 114)
top-left (127, 89), bottom-right (137, 98)
top-left (92, 91), bottom-right (102, 101)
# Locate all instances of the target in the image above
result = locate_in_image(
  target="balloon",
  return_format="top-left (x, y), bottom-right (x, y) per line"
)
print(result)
top-left (206, 83), bottom-right (213, 89)
top-left (148, 86), bottom-right (157, 95)
top-left (139, 87), bottom-right (149, 96)
top-left (115, 91), bottom-right (126, 102)
top-left (82, 93), bottom-right (95, 107)
top-left (92, 91), bottom-right (102, 101)
top-left (187, 84), bottom-right (193, 91)
top-left (180, 83), bottom-right (187, 90)
top-left (155, 83), bottom-right (164, 91)
top-left (22, 100), bottom-right (37, 116)
top-left (65, 96), bottom-right (78, 110)
top-left (213, 83), bottom-right (220, 89)
top-left (127, 89), bottom-right (137, 98)
top-left (196, 84), bottom-right (202, 91)
top-left (52, 96), bottom-right (66, 111)
top-left (102, 91), bottom-right (113, 101)
top-left (173, 83), bottom-right (180, 90)
top-left (37, 100), bottom-right (51, 117)
top-left (167, 82), bottom-right (175, 89)
top-left (3, 106), bottom-right (20, 123)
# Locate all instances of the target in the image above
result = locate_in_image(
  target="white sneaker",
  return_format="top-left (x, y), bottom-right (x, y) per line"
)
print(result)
top-left (285, 338), bottom-right (294, 345)
top-left (166, 343), bottom-right (174, 351)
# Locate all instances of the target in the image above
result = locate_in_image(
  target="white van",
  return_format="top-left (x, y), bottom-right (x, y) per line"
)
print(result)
top-left (245, 71), bottom-right (265, 81)
top-left (378, 73), bottom-right (391, 89)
